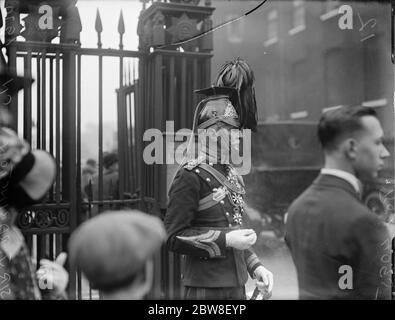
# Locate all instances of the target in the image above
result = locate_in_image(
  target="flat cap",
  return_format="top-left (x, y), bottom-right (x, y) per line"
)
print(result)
top-left (68, 210), bottom-right (166, 290)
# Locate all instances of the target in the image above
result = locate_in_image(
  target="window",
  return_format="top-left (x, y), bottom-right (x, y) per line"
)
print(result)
top-left (363, 35), bottom-right (387, 100)
top-left (264, 10), bottom-right (278, 46)
top-left (226, 14), bottom-right (244, 44)
top-left (291, 59), bottom-right (308, 112)
top-left (325, 0), bottom-right (340, 12)
top-left (293, 0), bottom-right (305, 28)
top-left (325, 49), bottom-right (349, 107)
top-left (289, 0), bottom-right (306, 35)
top-left (320, 0), bottom-right (340, 21)
top-left (290, 111), bottom-right (308, 120)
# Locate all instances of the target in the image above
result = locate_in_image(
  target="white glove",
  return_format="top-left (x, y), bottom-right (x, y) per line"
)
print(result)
top-left (225, 229), bottom-right (257, 250)
top-left (36, 252), bottom-right (69, 295)
top-left (254, 265), bottom-right (274, 298)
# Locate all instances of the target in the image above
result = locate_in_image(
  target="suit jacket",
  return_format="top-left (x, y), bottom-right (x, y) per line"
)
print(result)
top-left (285, 174), bottom-right (391, 300)
top-left (165, 161), bottom-right (262, 288)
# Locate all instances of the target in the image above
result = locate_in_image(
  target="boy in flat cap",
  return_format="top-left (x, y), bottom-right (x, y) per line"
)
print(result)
top-left (68, 210), bottom-right (166, 300)
top-left (165, 58), bottom-right (273, 300)
top-left (0, 64), bottom-right (68, 300)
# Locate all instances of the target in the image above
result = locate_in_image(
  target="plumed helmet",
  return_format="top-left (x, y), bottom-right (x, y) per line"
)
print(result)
top-left (214, 57), bottom-right (258, 132)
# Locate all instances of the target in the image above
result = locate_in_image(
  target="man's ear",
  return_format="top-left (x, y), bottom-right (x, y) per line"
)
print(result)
top-left (343, 138), bottom-right (358, 160)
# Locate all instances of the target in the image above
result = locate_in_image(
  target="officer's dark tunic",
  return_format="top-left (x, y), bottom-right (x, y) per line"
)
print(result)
top-left (165, 160), bottom-right (263, 300)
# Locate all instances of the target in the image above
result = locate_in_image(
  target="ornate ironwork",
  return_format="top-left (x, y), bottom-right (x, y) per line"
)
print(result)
top-left (60, 0), bottom-right (82, 44)
top-left (152, 11), bottom-right (165, 46)
top-left (17, 205), bottom-right (70, 231)
top-left (4, 0), bottom-right (81, 44)
top-left (1, 0), bottom-right (214, 300)
top-left (21, 5), bottom-right (61, 42)
top-left (137, 0), bottom-right (214, 51)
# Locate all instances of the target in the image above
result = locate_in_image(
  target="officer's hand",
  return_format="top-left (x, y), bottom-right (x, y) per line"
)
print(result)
top-left (225, 229), bottom-right (257, 250)
top-left (0, 128), bottom-right (29, 164)
top-left (254, 265), bottom-right (274, 299)
top-left (36, 252), bottom-right (69, 295)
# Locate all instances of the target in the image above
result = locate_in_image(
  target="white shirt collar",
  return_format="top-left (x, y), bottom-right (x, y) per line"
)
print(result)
top-left (320, 168), bottom-right (361, 193)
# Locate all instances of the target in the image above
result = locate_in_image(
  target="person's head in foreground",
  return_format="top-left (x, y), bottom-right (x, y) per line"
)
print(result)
top-left (318, 106), bottom-right (390, 181)
top-left (68, 210), bottom-right (166, 300)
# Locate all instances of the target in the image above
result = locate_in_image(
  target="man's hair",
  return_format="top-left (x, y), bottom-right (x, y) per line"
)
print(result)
top-left (103, 152), bottom-right (118, 169)
top-left (86, 158), bottom-right (96, 167)
top-left (317, 106), bottom-right (377, 151)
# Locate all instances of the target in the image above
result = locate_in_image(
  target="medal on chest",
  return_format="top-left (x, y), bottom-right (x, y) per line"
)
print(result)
top-left (225, 166), bottom-right (245, 225)
top-left (227, 192), bottom-right (244, 225)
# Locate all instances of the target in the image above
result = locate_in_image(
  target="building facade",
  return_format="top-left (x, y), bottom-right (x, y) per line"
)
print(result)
top-left (211, 0), bottom-right (393, 137)
top-left (210, 0), bottom-right (394, 224)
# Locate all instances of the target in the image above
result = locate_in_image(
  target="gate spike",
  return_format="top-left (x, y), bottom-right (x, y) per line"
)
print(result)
top-left (95, 9), bottom-right (103, 48)
top-left (118, 10), bottom-right (125, 50)
top-left (95, 9), bottom-right (103, 33)
top-left (118, 10), bottom-right (125, 35)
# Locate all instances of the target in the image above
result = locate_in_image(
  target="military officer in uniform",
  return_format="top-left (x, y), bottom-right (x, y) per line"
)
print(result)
top-left (165, 58), bottom-right (273, 300)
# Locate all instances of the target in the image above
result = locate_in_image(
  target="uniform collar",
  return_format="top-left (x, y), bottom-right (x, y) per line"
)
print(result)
top-left (320, 168), bottom-right (361, 194)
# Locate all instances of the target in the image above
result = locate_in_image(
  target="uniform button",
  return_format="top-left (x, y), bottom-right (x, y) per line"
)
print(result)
top-left (228, 223), bottom-right (232, 227)
top-left (225, 212), bottom-right (230, 216)
top-left (220, 200), bottom-right (225, 204)
top-left (195, 169), bottom-right (200, 173)
top-left (209, 162), bottom-right (213, 166)
top-left (206, 178), bottom-right (211, 182)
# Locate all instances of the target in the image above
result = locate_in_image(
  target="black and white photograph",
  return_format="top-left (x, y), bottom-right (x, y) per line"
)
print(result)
top-left (0, 0), bottom-right (394, 310)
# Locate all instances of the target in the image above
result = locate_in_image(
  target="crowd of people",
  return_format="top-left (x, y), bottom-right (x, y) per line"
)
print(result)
top-left (0, 55), bottom-right (392, 300)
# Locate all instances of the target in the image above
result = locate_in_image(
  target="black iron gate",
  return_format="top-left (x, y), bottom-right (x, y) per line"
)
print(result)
top-left (1, 1), bottom-right (154, 299)
top-left (2, 0), bottom-right (214, 300)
